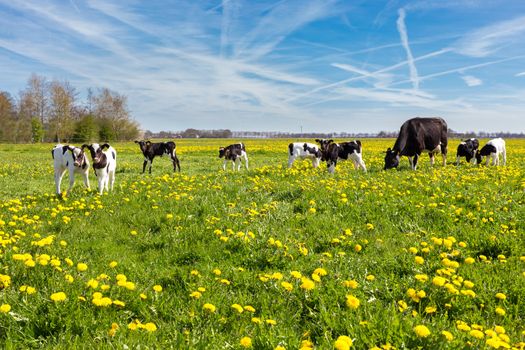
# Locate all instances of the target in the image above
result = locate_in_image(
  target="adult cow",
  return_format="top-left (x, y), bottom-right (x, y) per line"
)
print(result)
top-left (455, 138), bottom-right (479, 165)
top-left (384, 117), bottom-right (448, 170)
top-left (316, 139), bottom-right (366, 173)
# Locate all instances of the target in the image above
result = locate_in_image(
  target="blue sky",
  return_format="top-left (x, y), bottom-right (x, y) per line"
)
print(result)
top-left (1, 0), bottom-right (524, 133)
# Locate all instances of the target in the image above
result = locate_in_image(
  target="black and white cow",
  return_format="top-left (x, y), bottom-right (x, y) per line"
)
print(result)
top-left (52, 144), bottom-right (90, 195)
top-left (135, 140), bottom-right (181, 173)
top-left (316, 139), bottom-right (366, 173)
top-left (82, 143), bottom-right (117, 195)
top-left (455, 138), bottom-right (479, 165)
top-left (384, 117), bottom-right (448, 170)
top-left (219, 143), bottom-right (249, 171)
top-left (475, 138), bottom-right (506, 166)
top-left (288, 142), bottom-right (322, 168)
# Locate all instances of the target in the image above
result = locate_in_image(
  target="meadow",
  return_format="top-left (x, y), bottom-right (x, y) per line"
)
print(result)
top-left (0, 138), bottom-right (524, 350)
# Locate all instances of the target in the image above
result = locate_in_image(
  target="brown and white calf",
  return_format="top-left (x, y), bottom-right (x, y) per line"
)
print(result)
top-left (316, 139), bottom-right (366, 173)
top-left (219, 143), bottom-right (249, 171)
top-left (288, 142), bottom-right (322, 168)
top-left (82, 143), bottom-right (117, 194)
top-left (384, 117), bottom-right (448, 170)
top-left (135, 140), bottom-right (180, 173)
top-left (52, 144), bottom-right (90, 195)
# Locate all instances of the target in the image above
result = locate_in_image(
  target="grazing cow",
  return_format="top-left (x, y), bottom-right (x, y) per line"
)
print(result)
top-left (82, 143), bottom-right (117, 194)
top-left (475, 138), bottom-right (506, 166)
top-left (135, 140), bottom-right (181, 173)
top-left (456, 138), bottom-right (479, 165)
top-left (219, 143), bottom-right (249, 171)
top-left (315, 139), bottom-right (366, 173)
top-left (384, 117), bottom-right (448, 170)
top-left (51, 144), bottom-right (90, 195)
top-left (288, 142), bottom-right (322, 168)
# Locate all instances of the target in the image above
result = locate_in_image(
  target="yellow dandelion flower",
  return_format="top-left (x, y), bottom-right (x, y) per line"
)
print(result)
top-left (281, 281), bottom-right (293, 292)
top-left (143, 322), bottom-right (157, 332)
top-left (231, 304), bottom-right (244, 313)
top-left (0, 304), bottom-right (11, 313)
top-left (153, 285), bottom-right (163, 292)
top-left (244, 305), bottom-right (255, 313)
top-left (346, 295), bottom-right (360, 309)
top-left (495, 293), bottom-right (506, 300)
top-left (334, 335), bottom-right (353, 350)
top-left (441, 330), bottom-right (454, 341)
top-left (50, 292), bottom-right (67, 302)
top-left (251, 317), bottom-right (262, 324)
top-left (77, 263), bottom-right (88, 272)
top-left (414, 325), bottom-right (431, 338)
top-left (203, 303), bottom-right (216, 313)
top-left (266, 319), bottom-right (277, 326)
top-left (300, 278), bottom-right (315, 291)
top-left (470, 330), bottom-right (484, 339)
top-left (109, 261), bottom-right (118, 268)
top-left (240, 336), bottom-right (252, 348)
top-left (495, 307), bottom-right (506, 316)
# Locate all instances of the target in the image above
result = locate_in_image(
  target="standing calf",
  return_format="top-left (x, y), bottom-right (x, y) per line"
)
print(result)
top-left (288, 142), bottom-right (322, 168)
top-left (52, 144), bottom-right (90, 195)
top-left (219, 143), bottom-right (249, 171)
top-left (476, 138), bottom-right (506, 166)
top-left (82, 143), bottom-right (117, 194)
top-left (316, 139), bottom-right (366, 173)
top-left (455, 138), bottom-right (479, 165)
top-left (135, 140), bottom-right (180, 173)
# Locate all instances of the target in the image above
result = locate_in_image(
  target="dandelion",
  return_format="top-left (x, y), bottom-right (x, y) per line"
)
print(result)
top-left (190, 291), bottom-right (202, 299)
top-left (366, 275), bottom-right (375, 281)
top-left (432, 276), bottom-right (446, 287)
top-left (398, 300), bottom-right (408, 312)
top-left (77, 263), bottom-right (88, 272)
top-left (354, 244), bottom-right (362, 252)
top-left (334, 335), bottom-right (353, 350)
top-left (231, 304), bottom-right (244, 313)
top-left (343, 280), bottom-right (359, 289)
top-left (240, 336), bottom-right (252, 348)
top-left (143, 322), bottom-right (157, 332)
top-left (414, 256), bottom-right (424, 265)
top-left (0, 304), bottom-right (11, 313)
top-left (366, 223), bottom-right (374, 230)
top-left (50, 292), bottom-right (67, 302)
top-left (153, 285), bottom-right (163, 292)
top-left (495, 293), bottom-right (506, 300)
top-left (346, 295), bottom-right (360, 309)
top-left (465, 257), bottom-right (475, 264)
top-left (281, 281), bottom-right (293, 291)
top-left (251, 317), bottom-right (262, 324)
top-left (470, 330), bottom-right (484, 339)
top-left (495, 307), bottom-right (506, 316)
top-left (203, 303), bottom-right (216, 313)
top-left (414, 325), bottom-right (431, 338)
top-left (266, 319), bottom-right (277, 326)
top-left (441, 330), bottom-right (454, 341)
top-left (300, 278), bottom-right (315, 291)
top-left (244, 305), bottom-right (255, 313)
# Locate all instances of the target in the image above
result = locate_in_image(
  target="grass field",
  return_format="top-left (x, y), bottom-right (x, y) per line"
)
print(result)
top-left (0, 139), bottom-right (524, 349)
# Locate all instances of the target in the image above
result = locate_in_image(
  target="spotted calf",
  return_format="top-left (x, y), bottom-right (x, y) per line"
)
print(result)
top-left (288, 142), bottom-right (322, 168)
top-left (82, 143), bottom-right (117, 194)
top-left (316, 139), bottom-right (366, 173)
top-left (219, 143), bottom-right (248, 171)
top-left (52, 144), bottom-right (90, 195)
top-left (476, 138), bottom-right (506, 166)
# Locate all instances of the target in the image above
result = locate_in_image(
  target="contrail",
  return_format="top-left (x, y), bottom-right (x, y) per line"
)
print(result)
top-left (397, 8), bottom-right (419, 90)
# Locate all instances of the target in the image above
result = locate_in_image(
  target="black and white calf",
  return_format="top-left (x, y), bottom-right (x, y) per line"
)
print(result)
top-left (455, 138), bottom-right (479, 165)
top-left (288, 142), bottom-right (322, 168)
top-left (82, 143), bottom-right (117, 194)
top-left (135, 140), bottom-right (180, 173)
top-left (219, 143), bottom-right (249, 171)
top-left (316, 139), bottom-right (366, 173)
top-left (384, 117), bottom-right (448, 170)
top-left (52, 144), bottom-right (90, 195)
top-left (476, 138), bottom-right (506, 166)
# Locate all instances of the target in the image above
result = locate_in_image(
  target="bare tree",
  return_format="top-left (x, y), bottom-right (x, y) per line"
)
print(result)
top-left (47, 80), bottom-right (77, 142)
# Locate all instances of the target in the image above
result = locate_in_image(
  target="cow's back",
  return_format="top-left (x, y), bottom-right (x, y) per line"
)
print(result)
top-left (395, 117), bottom-right (447, 156)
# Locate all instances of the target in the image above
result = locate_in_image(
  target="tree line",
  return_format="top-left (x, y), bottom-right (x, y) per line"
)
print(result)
top-left (0, 74), bottom-right (140, 143)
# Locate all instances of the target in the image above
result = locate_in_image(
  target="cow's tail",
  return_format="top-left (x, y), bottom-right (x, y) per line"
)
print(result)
top-left (288, 143), bottom-right (294, 156)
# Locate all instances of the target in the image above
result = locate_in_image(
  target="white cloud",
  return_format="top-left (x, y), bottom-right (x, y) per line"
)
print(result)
top-left (461, 75), bottom-right (482, 87)
top-left (454, 15), bottom-right (525, 57)
top-left (396, 9), bottom-right (419, 90)
top-left (516, 72), bottom-right (525, 77)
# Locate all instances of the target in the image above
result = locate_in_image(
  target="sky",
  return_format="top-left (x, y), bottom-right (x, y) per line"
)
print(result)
top-left (1, 0), bottom-right (525, 133)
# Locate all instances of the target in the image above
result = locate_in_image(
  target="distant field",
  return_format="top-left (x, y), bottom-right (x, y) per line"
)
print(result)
top-left (0, 139), bottom-right (524, 349)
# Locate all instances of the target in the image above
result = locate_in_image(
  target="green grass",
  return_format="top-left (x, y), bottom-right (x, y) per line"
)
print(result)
top-left (0, 139), bottom-right (524, 349)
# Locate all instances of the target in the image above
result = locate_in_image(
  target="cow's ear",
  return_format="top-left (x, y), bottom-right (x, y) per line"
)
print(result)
top-left (81, 144), bottom-right (89, 150)
top-left (315, 139), bottom-right (321, 143)
top-left (386, 147), bottom-right (391, 153)
top-left (134, 140), bottom-right (139, 144)
top-left (101, 143), bottom-right (110, 150)
top-left (67, 145), bottom-right (76, 152)
top-left (328, 139), bottom-right (334, 143)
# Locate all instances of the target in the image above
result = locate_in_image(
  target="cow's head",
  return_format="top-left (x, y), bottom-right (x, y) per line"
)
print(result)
top-left (384, 148), bottom-right (400, 170)
top-left (83, 143), bottom-right (111, 164)
top-left (315, 139), bottom-right (334, 160)
top-left (69, 146), bottom-right (87, 168)
top-left (304, 143), bottom-right (322, 158)
top-left (135, 140), bottom-right (152, 152)
top-left (475, 150), bottom-right (482, 165)
top-left (219, 147), bottom-right (226, 158)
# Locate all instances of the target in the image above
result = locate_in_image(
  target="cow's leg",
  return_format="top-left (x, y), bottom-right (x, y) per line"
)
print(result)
top-left (97, 175), bottom-right (104, 195)
top-left (109, 171), bottom-right (115, 191)
top-left (502, 149), bottom-right (506, 166)
top-left (408, 156), bottom-right (414, 169)
top-left (171, 154), bottom-right (181, 172)
top-left (66, 168), bottom-right (75, 194)
top-left (149, 159), bottom-right (153, 174)
top-left (429, 153), bottom-right (435, 166)
top-left (55, 169), bottom-right (66, 195)
top-left (142, 159), bottom-right (148, 173)
top-left (231, 159), bottom-right (236, 171)
top-left (328, 160), bottom-right (336, 173)
top-left (222, 159), bottom-right (227, 171)
top-left (442, 152), bottom-right (447, 167)
top-left (486, 156), bottom-right (490, 166)
top-left (358, 156), bottom-right (367, 172)
top-left (492, 153), bottom-right (498, 166)
top-left (455, 155), bottom-right (460, 166)
top-left (412, 154), bottom-right (420, 170)
top-left (288, 156), bottom-right (294, 168)
top-left (312, 158), bottom-right (320, 168)
top-left (82, 171), bottom-right (90, 190)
